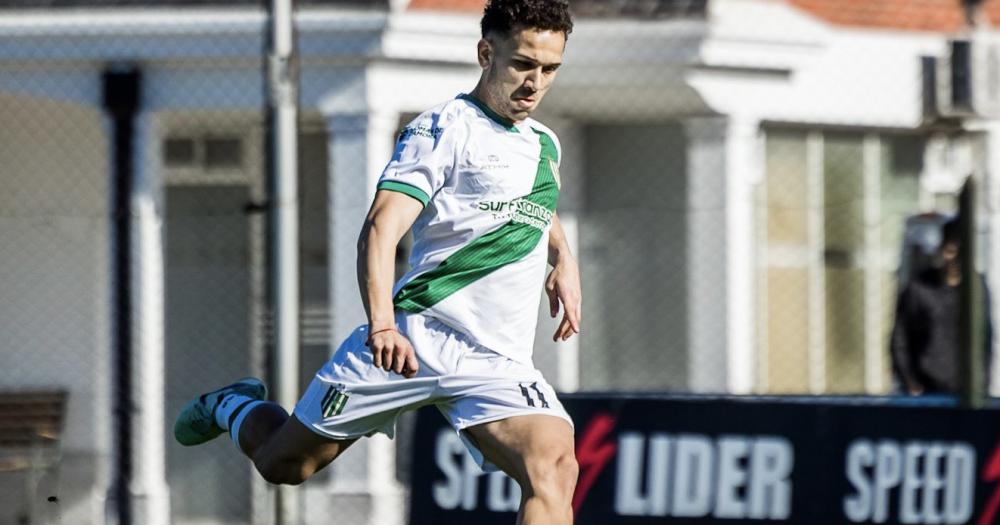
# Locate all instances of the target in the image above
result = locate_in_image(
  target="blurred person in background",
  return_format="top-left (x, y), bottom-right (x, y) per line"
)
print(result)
top-left (890, 217), bottom-right (993, 395)
top-left (173, 0), bottom-right (582, 523)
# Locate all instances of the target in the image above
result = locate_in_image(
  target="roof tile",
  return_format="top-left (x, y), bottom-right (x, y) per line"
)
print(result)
top-left (408, 0), bottom-right (481, 11)
top-left (788, 0), bottom-right (1000, 32)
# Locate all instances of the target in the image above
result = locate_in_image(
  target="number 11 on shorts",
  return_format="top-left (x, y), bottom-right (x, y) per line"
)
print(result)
top-left (519, 382), bottom-right (550, 408)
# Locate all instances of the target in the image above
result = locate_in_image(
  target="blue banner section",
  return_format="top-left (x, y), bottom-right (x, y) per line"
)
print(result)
top-left (409, 395), bottom-right (1000, 525)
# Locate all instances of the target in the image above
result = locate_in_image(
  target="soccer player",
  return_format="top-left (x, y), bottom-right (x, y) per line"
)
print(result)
top-left (174, 0), bottom-right (580, 522)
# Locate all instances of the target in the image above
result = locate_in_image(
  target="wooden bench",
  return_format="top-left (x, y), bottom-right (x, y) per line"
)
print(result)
top-left (0, 391), bottom-right (67, 524)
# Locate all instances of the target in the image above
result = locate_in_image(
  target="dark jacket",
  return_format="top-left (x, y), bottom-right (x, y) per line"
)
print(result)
top-left (890, 269), bottom-right (992, 394)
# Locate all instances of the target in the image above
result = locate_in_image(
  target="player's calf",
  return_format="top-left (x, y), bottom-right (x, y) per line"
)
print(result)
top-left (250, 414), bottom-right (356, 486)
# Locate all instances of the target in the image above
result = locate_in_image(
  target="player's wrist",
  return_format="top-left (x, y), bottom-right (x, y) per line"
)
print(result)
top-left (367, 312), bottom-right (396, 332)
top-left (368, 320), bottom-right (395, 329)
top-left (365, 326), bottom-right (398, 346)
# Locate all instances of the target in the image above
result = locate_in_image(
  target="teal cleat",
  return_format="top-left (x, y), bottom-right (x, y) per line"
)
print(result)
top-left (173, 377), bottom-right (267, 446)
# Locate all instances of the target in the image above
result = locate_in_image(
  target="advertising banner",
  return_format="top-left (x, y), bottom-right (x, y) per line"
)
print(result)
top-left (409, 395), bottom-right (1000, 524)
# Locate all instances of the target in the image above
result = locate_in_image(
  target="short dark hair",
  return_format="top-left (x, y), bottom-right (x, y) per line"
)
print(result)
top-left (481, 0), bottom-right (574, 39)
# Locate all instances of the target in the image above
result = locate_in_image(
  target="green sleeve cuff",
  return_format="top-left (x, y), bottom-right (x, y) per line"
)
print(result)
top-left (377, 180), bottom-right (431, 207)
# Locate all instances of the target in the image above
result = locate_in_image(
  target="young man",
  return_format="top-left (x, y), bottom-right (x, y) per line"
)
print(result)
top-left (174, 0), bottom-right (580, 522)
top-left (891, 217), bottom-right (992, 395)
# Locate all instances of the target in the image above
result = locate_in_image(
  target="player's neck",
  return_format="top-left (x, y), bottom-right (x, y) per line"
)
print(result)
top-left (468, 84), bottom-right (523, 125)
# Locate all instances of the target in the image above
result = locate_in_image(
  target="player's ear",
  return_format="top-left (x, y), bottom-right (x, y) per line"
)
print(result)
top-left (477, 38), bottom-right (492, 69)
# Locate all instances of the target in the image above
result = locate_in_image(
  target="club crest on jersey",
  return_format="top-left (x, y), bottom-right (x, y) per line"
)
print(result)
top-left (320, 383), bottom-right (349, 418)
top-left (548, 158), bottom-right (561, 189)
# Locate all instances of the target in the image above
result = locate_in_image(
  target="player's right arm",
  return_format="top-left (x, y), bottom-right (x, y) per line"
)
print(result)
top-left (359, 105), bottom-right (457, 377)
top-left (357, 191), bottom-right (423, 378)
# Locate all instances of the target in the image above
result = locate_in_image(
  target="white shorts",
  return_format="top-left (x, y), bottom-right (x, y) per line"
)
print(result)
top-left (293, 312), bottom-right (572, 471)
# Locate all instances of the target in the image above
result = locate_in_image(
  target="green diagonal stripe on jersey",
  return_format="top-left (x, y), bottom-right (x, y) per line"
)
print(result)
top-left (394, 129), bottom-right (559, 311)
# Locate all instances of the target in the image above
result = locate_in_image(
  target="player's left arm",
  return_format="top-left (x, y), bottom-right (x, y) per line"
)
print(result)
top-left (546, 213), bottom-right (582, 342)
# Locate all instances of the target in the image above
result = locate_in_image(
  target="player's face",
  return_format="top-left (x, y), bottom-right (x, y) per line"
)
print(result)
top-left (478, 26), bottom-right (566, 122)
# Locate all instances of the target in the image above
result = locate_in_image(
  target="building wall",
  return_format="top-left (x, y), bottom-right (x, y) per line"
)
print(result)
top-left (579, 122), bottom-right (691, 391)
top-left (0, 90), bottom-right (110, 524)
top-left (164, 184), bottom-right (255, 524)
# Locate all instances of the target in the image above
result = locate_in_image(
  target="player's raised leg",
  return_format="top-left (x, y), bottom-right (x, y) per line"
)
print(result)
top-left (465, 414), bottom-right (578, 525)
top-left (173, 377), bottom-right (353, 485)
top-left (235, 405), bottom-right (355, 485)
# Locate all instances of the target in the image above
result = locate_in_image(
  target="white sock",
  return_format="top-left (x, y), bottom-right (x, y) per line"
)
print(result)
top-left (214, 394), bottom-right (255, 430)
top-left (229, 400), bottom-right (264, 451)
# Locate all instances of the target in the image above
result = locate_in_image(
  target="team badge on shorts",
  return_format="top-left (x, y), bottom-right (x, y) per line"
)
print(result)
top-left (320, 383), bottom-right (350, 418)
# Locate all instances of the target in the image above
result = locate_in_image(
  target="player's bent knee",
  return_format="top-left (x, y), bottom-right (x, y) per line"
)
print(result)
top-left (254, 451), bottom-right (319, 486)
top-left (249, 416), bottom-right (351, 486)
top-left (255, 458), bottom-right (315, 486)
top-left (552, 452), bottom-right (579, 497)
top-left (524, 450), bottom-right (578, 504)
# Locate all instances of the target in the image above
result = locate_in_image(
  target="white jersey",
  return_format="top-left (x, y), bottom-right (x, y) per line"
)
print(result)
top-left (376, 94), bottom-right (562, 364)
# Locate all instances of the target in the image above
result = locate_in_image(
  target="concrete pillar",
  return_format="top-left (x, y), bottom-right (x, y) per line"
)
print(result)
top-left (724, 117), bottom-right (761, 394)
top-left (129, 111), bottom-right (170, 525)
top-left (325, 111), bottom-right (399, 340)
top-left (680, 115), bottom-right (760, 393)
top-left (683, 117), bottom-right (730, 393)
top-left (307, 110), bottom-right (403, 525)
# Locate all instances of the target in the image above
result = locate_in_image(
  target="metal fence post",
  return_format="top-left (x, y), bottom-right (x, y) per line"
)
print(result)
top-left (266, 0), bottom-right (301, 523)
top-left (959, 178), bottom-right (986, 408)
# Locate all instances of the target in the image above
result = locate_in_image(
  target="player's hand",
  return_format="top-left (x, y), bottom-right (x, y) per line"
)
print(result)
top-left (366, 328), bottom-right (419, 378)
top-left (545, 257), bottom-right (582, 342)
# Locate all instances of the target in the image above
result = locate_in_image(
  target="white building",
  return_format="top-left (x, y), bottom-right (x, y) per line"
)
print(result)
top-left (0, 0), bottom-right (998, 523)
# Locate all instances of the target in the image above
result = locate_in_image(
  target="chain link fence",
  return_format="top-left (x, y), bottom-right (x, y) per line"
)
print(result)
top-left (0, 0), bottom-right (998, 524)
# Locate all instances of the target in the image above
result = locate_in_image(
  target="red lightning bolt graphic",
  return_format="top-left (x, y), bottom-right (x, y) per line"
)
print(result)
top-left (572, 413), bottom-right (617, 517)
top-left (978, 441), bottom-right (1000, 525)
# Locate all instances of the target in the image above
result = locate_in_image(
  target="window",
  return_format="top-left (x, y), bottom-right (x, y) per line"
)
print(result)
top-left (162, 135), bottom-right (243, 171)
top-left (204, 137), bottom-right (242, 170)
top-left (758, 129), bottom-right (931, 394)
top-left (164, 138), bottom-right (196, 168)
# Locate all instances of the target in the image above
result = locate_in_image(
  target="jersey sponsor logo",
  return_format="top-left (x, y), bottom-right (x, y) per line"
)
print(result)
top-left (476, 197), bottom-right (554, 230)
top-left (320, 383), bottom-right (349, 418)
top-left (399, 124), bottom-right (443, 140)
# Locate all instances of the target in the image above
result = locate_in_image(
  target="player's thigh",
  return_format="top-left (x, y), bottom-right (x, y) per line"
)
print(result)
top-left (257, 414), bottom-right (356, 473)
top-left (464, 414), bottom-right (576, 487)
top-left (278, 321), bottom-right (435, 470)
